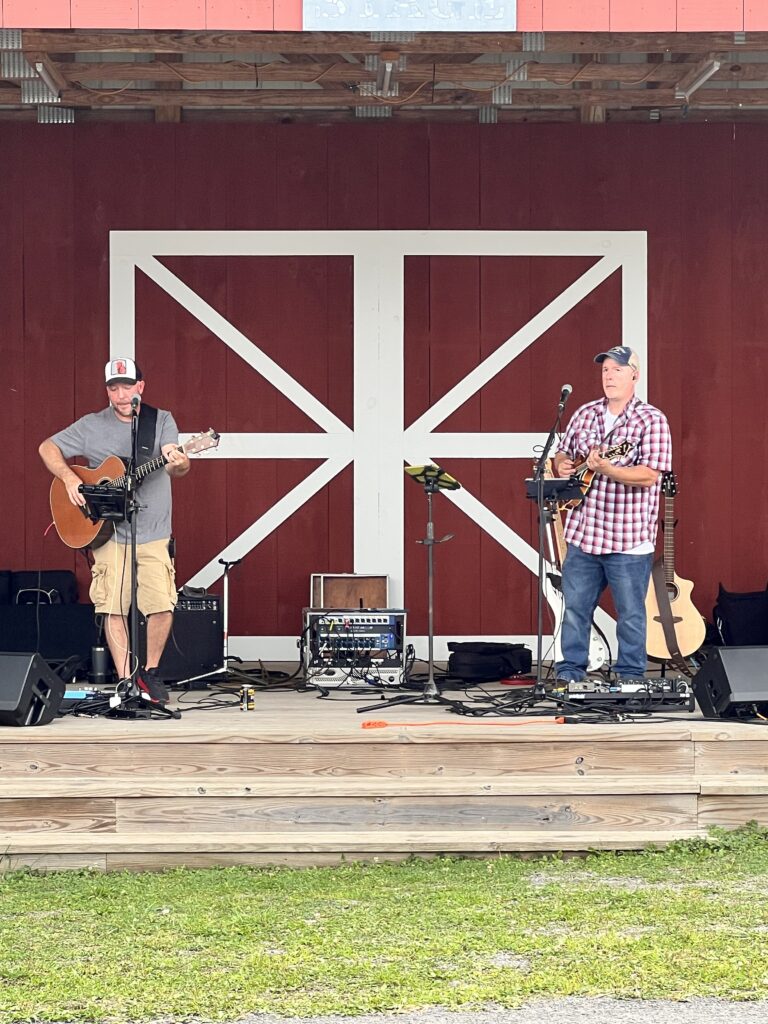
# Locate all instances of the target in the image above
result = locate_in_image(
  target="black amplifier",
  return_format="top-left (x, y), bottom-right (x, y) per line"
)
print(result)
top-left (140, 593), bottom-right (223, 683)
top-left (176, 593), bottom-right (221, 613)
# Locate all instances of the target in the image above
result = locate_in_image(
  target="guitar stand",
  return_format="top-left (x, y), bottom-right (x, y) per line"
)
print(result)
top-left (174, 557), bottom-right (245, 689)
top-left (357, 465), bottom-right (465, 716)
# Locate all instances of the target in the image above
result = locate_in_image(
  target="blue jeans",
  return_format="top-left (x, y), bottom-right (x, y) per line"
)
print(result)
top-left (557, 544), bottom-right (653, 680)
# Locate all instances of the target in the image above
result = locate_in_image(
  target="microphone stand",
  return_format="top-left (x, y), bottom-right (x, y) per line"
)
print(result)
top-left (110, 398), bottom-right (179, 720)
top-left (357, 465), bottom-right (465, 715)
top-left (530, 389), bottom-right (571, 699)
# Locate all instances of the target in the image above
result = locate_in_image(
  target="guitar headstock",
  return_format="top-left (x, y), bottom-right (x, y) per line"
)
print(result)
top-left (661, 471), bottom-right (678, 498)
top-left (183, 428), bottom-right (221, 456)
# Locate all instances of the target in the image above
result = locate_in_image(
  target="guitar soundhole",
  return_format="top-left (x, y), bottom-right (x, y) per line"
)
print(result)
top-left (667, 584), bottom-right (680, 602)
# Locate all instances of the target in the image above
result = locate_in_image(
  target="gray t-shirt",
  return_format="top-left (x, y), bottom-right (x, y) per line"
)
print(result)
top-left (51, 405), bottom-right (179, 544)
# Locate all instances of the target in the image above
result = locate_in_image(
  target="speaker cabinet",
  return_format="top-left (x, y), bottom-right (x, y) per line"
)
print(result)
top-left (0, 653), bottom-right (65, 727)
top-left (139, 596), bottom-right (223, 683)
top-left (692, 647), bottom-right (768, 719)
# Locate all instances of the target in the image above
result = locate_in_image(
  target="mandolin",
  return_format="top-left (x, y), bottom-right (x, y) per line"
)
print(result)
top-left (644, 472), bottom-right (706, 660)
top-left (50, 428), bottom-right (220, 549)
top-left (560, 439), bottom-right (636, 508)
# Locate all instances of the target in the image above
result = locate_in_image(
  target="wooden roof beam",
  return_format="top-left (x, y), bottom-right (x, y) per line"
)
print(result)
top-left (54, 84), bottom-right (768, 110)
top-left (51, 59), bottom-right (768, 88)
top-left (59, 85), bottom-right (695, 108)
top-left (23, 30), bottom-right (768, 57)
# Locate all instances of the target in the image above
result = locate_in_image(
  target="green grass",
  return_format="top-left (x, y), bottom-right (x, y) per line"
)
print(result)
top-left (3, 826), bottom-right (768, 1021)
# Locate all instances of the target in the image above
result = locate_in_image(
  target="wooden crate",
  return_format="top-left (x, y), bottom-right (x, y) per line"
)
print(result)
top-left (310, 573), bottom-right (388, 609)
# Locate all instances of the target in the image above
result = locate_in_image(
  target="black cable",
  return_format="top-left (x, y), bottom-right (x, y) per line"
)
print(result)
top-left (173, 689), bottom-right (241, 711)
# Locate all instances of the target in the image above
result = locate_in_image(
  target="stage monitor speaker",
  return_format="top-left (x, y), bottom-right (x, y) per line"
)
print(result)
top-left (0, 653), bottom-right (65, 727)
top-left (692, 647), bottom-right (768, 719)
top-left (139, 595), bottom-right (223, 683)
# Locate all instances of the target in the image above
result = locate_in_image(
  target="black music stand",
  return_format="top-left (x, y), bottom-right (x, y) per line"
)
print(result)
top-left (78, 484), bottom-right (128, 526)
top-left (357, 464), bottom-right (464, 715)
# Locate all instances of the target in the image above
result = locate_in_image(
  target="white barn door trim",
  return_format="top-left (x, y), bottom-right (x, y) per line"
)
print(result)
top-left (110, 230), bottom-right (647, 660)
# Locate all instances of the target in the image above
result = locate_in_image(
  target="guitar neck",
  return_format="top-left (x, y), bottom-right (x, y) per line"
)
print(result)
top-left (108, 445), bottom-right (182, 488)
top-left (663, 494), bottom-right (676, 584)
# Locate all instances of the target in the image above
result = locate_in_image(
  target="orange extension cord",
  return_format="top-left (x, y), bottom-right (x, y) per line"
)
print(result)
top-left (362, 718), bottom-right (565, 729)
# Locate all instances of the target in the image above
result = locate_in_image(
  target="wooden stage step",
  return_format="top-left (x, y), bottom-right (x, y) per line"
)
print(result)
top-left (0, 772), bottom-right (764, 872)
top-left (1, 691), bottom-right (768, 870)
top-left (0, 827), bottom-right (709, 873)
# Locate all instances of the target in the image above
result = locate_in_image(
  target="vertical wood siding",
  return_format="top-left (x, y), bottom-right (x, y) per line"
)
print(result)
top-left (0, 122), bottom-right (764, 641)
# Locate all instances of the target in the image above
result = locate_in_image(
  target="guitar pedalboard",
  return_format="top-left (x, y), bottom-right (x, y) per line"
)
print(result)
top-left (556, 676), bottom-right (695, 712)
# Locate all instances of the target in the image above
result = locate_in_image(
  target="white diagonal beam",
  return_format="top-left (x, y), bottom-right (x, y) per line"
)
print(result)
top-left (438, 482), bottom-right (617, 637)
top-left (406, 254), bottom-right (622, 436)
top-left (187, 456), bottom-right (351, 589)
top-left (136, 255), bottom-right (350, 436)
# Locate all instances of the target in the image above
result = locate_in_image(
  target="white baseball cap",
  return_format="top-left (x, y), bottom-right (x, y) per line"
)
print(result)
top-left (105, 357), bottom-right (142, 385)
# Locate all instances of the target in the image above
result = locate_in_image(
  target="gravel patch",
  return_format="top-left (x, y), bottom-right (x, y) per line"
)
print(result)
top-left (229, 1002), bottom-right (768, 1024)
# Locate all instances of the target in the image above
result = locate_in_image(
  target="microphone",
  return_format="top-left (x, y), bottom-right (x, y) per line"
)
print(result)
top-left (130, 395), bottom-right (141, 414)
top-left (558, 384), bottom-right (573, 411)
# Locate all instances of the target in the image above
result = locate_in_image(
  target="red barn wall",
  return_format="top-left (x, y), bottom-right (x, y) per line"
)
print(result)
top-left (1, 122), bottom-right (765, 643)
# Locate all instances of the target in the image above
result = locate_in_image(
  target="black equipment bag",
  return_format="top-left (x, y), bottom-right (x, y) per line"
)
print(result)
top-left (447, 641), bottom-right (532, 682)
top-left (713, 583), bottom-right (768, 647)
top-left (0, 571), bottom-right (11, 606)
top-left (11, 571), bottom-right (79, 606)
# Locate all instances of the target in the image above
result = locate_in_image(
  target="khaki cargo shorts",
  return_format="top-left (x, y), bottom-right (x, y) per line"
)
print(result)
top-left (90, 537), bottom-right (177, 617)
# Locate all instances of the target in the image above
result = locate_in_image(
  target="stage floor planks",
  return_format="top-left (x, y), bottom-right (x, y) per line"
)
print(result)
top-left (0, 686), bottom-right (767, 871)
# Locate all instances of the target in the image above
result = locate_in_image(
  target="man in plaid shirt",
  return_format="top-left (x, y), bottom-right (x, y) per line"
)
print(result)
top-left (553, 346), bottom-right (672, 682)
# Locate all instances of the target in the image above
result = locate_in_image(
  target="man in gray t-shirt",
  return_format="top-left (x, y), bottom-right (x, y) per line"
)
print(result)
top-left (39, 357), bottom-right (190, 704)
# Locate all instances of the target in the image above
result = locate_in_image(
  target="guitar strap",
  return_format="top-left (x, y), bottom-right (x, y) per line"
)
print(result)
top-left (136, 404), bottom-right (158, 467)
top-left (650, 558), bottom-right (693, 678)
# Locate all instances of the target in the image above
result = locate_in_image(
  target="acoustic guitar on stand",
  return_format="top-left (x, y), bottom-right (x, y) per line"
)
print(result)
top-left (50, 428), bottom-right (220, 549)
top-left (645, 472), bottom-right (706, 660)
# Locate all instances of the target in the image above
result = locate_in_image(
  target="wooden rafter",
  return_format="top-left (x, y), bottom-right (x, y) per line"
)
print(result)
top-left (58, 86), bottom-right (768, 109)
top-left (2, 30), bottom-right (768, 123)
top-left (48, 59), bottom-right (768, 87)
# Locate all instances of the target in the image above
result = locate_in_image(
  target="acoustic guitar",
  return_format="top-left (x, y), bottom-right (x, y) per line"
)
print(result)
top-left (50, 428), bottom-right (220, 549)
top-left (644, 472), bottom-right (706, 660)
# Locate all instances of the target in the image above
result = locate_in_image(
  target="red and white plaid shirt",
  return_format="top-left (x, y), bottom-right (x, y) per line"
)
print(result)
top-left (557, 396), bottom-right (672, 555)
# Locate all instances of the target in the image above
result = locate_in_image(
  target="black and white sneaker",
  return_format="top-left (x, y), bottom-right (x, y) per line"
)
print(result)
top-left (137, 668), bottom-right (170, 705)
